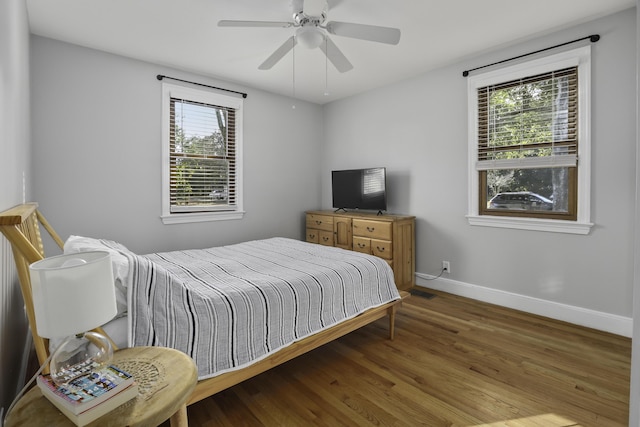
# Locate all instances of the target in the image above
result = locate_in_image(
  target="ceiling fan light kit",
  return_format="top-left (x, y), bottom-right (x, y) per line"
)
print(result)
top-left (296, 26), bottom-right (325, 49)
top-left (218, 0), bottom-right (401, 73)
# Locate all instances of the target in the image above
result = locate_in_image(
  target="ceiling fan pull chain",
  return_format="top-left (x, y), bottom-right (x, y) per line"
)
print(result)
top-left (324, 36), bottom-right (329, 96)
top-left (292, 37), bottom-right (296, 109)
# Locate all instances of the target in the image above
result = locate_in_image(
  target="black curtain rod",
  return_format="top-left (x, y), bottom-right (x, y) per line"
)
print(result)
top-left (156, 74), bottom-right (248, 98)
top-left (462, 34), bottom-right (600, 77)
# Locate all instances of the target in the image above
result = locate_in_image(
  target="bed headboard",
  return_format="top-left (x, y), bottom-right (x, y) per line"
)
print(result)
top-left (0, 203), bottom-right (64, 367)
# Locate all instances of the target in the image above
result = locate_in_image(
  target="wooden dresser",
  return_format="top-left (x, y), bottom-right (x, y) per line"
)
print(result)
top-left (305, 210), bottom-right (415, 291)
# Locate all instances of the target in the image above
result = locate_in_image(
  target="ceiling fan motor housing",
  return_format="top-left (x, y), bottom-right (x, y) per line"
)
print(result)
top-left (293, 0), bottom-right (328, 22)
top-left (293, 10), bottom-right (327, 27)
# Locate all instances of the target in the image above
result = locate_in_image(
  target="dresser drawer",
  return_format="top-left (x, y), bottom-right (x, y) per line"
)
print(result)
top-left (306, 214), bottom-right (334, 232)
top-left (306, 229), bottom-right (319, 243)
top-left (371, 239), bottom-right (393, 260)
top-left (352, 236), bottom-right (371, 253)
top-left (353, 219), bottom-right (392, 240)
top-left (318, 230), bottom-right (334, 246)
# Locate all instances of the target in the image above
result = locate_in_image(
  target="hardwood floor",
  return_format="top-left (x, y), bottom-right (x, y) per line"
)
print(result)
top-left (169, 289), bottom-right (631, 426)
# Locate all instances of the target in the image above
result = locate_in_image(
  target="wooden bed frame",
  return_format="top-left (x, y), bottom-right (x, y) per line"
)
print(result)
top-left (0, 202), bottom-right (408, 406)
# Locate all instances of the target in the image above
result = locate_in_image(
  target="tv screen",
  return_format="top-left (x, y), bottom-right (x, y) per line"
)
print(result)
top-left (332, 167), bottom-right (387, 212)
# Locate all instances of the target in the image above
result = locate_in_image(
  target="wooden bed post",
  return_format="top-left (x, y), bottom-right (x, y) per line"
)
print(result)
top-left (388, 304), bottom-right (397, 340)
top-left (390, 291), bottom-right (410, 340)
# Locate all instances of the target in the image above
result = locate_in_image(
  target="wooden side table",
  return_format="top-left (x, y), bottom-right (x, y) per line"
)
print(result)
top-left (5, 346), bottom-right (198, 427)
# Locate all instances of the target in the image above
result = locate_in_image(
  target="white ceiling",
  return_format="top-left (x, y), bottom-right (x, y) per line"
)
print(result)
top-left (26, 0), bottom-right (635, 104)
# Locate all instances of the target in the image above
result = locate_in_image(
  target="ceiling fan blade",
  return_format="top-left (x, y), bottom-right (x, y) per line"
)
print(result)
top-left (259, 36), bottom-right (297, 70)
top-left (325, 21), bottom-right (401, 45)
top-left (218, 20), bottom-right (293, 28)
top-left (319, 37), bottom-right (353, 73)
top-left (303, 0), bottom-right (327, 17)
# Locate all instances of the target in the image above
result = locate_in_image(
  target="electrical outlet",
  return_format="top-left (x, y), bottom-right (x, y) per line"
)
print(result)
top-left (442, 261), bottom-right (450, 274)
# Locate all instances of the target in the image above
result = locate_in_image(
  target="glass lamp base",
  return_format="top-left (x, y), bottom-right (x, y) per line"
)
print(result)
top-left (49, 331), bottom-right (113, 386)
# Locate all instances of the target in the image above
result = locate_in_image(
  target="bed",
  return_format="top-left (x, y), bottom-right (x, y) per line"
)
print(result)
top-left (0, 203), bottom-right (407, 407)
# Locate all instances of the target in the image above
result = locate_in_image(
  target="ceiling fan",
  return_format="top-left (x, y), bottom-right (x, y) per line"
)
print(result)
top-left (218, 0), bottom-right (401, 73)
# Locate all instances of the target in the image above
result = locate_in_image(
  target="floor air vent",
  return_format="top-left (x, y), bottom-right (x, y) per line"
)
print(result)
top-left (409, 288), bottom-right (436, 299)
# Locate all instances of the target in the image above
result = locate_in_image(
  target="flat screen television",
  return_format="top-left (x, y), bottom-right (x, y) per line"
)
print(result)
top-left (332, 167), bottom-right (387, 213)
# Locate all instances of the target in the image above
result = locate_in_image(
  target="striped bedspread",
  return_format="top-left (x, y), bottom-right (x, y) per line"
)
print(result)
top-left (126, 237), bottom-right (399, 380)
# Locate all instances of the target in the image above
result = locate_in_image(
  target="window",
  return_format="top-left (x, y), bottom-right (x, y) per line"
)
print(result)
top-left (161, 83), bottom-right (244, 224)
top-left (467, 46), bottom-right (592, 234)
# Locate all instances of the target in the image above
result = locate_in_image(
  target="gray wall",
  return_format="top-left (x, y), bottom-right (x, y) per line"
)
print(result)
top-left (323, 9), bottom-right (637, 335)
top-left (629, 2), bottom-right (639, 425)
top-left (30, 36), bottom-right (323, 255)
top-left (0, 0), bottom-right (32, 419)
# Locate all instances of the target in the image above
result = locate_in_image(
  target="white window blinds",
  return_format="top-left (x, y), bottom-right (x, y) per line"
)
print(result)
top-left (169, 97), bottom-right (237, 213)
top-left (476, 66), bottom-right (578, 171)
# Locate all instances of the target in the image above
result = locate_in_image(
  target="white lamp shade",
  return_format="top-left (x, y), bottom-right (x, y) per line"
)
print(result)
top-left (29, 251), bottom-right (117, 338)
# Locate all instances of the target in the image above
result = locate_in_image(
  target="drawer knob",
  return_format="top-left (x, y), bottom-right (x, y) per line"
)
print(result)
top-left (358, 243), bottom-right (366, 248)
top-left (309, 234), bottom-right (315, 238)
top-left (315, 220), bottom-right (322, 225)
top-left (377, 246), bottom-right (385, 252)
top-left (322, 236), bottom-right (329, 241)
top-left (367, 226), bottom-right (375, 232)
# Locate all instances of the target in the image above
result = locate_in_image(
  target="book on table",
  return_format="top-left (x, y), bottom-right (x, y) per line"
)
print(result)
top-left (37, 364), bottom-right (138, 426)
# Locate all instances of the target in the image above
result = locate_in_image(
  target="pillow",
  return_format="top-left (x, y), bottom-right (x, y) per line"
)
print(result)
top-left (63, 235), bottom-right (132, 318)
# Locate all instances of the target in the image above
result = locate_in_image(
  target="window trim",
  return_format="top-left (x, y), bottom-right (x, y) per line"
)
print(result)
top-left (160, 82), bottom-right (244, 224)
top-left (467, 46), bottom-right (593, 234)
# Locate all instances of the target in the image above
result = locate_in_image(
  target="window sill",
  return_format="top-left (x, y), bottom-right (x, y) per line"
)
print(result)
top-left (466, 215), bottom-right (593, 235)
top-left (161, 210), bottom-right (245, 225)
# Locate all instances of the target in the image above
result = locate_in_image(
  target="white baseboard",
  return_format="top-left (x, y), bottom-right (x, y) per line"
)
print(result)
top-left (415, 273), bottom-right (632, 338)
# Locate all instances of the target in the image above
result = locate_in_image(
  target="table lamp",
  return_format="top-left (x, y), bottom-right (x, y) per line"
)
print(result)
top-left (29, 250), bottom-right (118, 385)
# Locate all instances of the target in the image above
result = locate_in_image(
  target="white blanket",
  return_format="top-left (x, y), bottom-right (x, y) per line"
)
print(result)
top-left (124, 237), bottom-right (399, 380)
